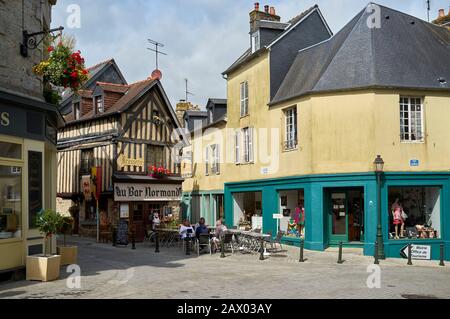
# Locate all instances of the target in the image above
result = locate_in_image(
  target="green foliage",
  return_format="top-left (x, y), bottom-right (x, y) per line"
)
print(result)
top-left (59, 216), bottom-right (74, 235)
top-left (36, 209), bottom-right (64, 238)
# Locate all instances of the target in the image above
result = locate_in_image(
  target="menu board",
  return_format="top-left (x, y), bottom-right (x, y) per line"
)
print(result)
top-left (116, 219), bottom-right (129, 246)
top-left (28, 151), bottom-right (42, 228)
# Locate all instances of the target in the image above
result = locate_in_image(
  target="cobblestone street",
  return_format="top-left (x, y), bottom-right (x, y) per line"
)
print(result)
top-left (0, 237), bottom-right (449, 299)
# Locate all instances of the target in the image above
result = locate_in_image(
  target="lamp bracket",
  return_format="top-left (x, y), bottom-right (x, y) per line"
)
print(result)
top-left (20, 26), bottom-right (64, 57)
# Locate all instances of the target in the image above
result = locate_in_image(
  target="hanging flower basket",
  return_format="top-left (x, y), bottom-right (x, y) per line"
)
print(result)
top-left (148, 165), bottom-right (171, 179)
top-left (33, 41), bottom-right (88, 102)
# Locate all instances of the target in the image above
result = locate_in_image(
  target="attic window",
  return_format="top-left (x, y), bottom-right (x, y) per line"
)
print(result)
top-left (251, 31), bottom-right (260, 53)
top-left (73, 102), bottom-right (80, 120)
top-left (95, 95), bottom-right (104, 113)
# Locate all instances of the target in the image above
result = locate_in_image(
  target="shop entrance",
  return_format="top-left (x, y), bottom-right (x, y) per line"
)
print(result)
top-left (326, 188), bottom-right (364, 245)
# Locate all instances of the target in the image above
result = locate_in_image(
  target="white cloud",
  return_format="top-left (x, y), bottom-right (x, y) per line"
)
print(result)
top-left (51, 0), bottom-right (449, 109)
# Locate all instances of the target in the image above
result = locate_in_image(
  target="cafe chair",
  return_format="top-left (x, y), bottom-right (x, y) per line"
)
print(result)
top-left (197, 234), bottom-right (212, 255)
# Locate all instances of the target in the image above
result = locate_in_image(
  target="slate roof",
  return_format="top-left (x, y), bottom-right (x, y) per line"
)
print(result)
top-left (222, 4), bottom-right (325, 75)
top-left (271, 3), bottom-right (450, 105)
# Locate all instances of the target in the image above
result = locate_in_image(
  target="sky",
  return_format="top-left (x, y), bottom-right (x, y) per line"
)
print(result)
top-left (51, 0), bottom-right (449, 109)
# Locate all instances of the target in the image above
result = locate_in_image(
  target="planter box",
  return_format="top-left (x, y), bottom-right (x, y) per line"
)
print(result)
top-left (26, 255), bottom-right (61, 282)
top-left (57, 246), bottom-right (78, 266)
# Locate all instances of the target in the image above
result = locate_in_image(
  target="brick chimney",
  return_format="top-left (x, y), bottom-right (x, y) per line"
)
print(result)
top-left (250, 3), bottom-right (281, 34)
top-left (176, 100), bottom-right (199, 128)
top-left (438, 8), bottom-right (445, 18)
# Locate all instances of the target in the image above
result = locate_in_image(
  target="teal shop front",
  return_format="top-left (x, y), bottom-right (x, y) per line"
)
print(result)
top-left (181, 190), bottom-right (224, 226)
top-left (223, 172), bottom-right (450, 261)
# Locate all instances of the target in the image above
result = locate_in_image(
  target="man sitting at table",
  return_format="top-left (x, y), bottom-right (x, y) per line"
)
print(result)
top-left (212, 218), bottom-right (227, 253)
top-left (195, 217), bottom-right (209, 239)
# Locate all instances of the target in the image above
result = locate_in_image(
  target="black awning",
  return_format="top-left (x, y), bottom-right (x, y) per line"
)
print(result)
top-left (113, 173), bottom-right (184, 185)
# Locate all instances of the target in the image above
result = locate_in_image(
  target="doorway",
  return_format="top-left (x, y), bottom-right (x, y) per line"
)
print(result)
top-left (326, 188), bottom-right (364, 245)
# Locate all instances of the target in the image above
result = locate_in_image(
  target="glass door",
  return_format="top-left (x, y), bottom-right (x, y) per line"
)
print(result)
top-left (329, 192), bottom-right (348, 244)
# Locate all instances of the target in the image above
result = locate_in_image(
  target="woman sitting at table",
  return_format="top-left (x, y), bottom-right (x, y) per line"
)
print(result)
top-left (179, 220), bottom-right (195, 254)
top-left (211, 218), bottom-right (227, 253)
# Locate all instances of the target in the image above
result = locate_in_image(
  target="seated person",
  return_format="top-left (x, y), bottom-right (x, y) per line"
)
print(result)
top-left (211, 218), bottom-right (228, 252)
top-left (195, 217), bottom-right (209, 239)
top-left (179, 220), bottom-right (195, 240)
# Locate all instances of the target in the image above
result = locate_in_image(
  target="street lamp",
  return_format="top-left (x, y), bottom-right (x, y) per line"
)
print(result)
top-left (374, 155), bottom-right (385, 259)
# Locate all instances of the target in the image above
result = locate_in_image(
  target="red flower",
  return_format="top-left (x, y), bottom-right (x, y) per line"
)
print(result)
top-left (71, 71), bottom-right (78, 79)
top-left (47, 46), bottom-right (54, 52)
top-left (82, 69), bottom-right (88, 75)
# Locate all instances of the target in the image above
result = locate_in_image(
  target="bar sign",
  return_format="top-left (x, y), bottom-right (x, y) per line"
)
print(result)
top-left (410, 159), bottom-right (419, 167)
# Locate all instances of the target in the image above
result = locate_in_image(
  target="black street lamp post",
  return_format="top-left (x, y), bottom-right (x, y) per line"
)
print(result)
top-left (374, 155), bottom-right (385, 260)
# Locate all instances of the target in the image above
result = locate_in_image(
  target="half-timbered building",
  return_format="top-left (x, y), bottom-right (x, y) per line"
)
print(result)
top-left (57, 64), bottom-right (183, 242)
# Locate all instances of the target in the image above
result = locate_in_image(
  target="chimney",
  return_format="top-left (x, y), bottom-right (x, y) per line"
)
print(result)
top-left (249, 4), bottom-right (281, 34)
top-left (176, 100), bottom-right (199, 127)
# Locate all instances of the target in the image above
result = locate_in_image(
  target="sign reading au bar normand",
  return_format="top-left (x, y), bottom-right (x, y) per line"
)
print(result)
top-left (114, 183), bottom-right (182, 202)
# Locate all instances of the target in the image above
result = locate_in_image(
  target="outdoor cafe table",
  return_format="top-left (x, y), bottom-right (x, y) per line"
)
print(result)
top-left (155, 228), bottom-right (179, 247)
top-left (225, 230), bottom-right (270, 253)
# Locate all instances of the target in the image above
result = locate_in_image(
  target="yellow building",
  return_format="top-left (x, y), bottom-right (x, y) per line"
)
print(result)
top-left (0, 0), bottom-right (62, 273)
top-left (182, 3), bottom-right (450, 260)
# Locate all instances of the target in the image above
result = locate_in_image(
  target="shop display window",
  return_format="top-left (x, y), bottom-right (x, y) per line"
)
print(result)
top-left (388, 187), bottom-right (441, 240)
top-left (0, 142), bottom-right (21, 160)
top-left (278, 190), bottom-right (305, 238)
top-left (233, 192), bottom-right (262, 230)
top-left (0, 165), bottom-right (22, 240)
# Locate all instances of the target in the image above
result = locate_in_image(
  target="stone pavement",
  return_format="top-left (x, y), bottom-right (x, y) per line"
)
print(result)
top-left (0, 236), bottom-right (449, 299)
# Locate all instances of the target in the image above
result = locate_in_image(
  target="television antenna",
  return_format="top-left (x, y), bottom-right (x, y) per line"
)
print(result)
top-left (427, 0), bottom-right (431, 22)
top-left (147, 38), bottom-right (167, 70)
top-left (185, 78), bottom-right (195, 102)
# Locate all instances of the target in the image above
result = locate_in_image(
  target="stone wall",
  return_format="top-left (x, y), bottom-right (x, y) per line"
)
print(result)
top-left (0, 0), bottom-right (56, 99)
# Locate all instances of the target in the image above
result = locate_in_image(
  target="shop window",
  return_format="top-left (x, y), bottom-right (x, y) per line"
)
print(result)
top-left (214, 194), bottom-right (224, 221)
top-left (0, 165), bottom-right (22, 240)
top-left (132, 204), bottom-right (143, 221)
top-left (233, 192), bottom-right (262, 230)
top-left (278, 190), bottom-right (305, 238)
top-left (388, 187), bottom-right (441, 240)
top-left (0, 141), bottom-right (22, 160)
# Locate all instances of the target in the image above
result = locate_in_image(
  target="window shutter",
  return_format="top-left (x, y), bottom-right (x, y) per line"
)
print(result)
top-left (216, 144), bottom-right (220, 174)
top-left (235, 131), bottom-right (241, 164)
top-left (205, 146), bottom-right (209, 175)
top-left (249, 127), bottom-right (254, 163)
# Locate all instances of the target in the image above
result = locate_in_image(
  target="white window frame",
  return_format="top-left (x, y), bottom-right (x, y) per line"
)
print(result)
top-left (242, 127), bottom-right (254, 164)
top-left (284, 107), bottom-right (298, 150)
top-left (74, 102), bottom-right (81, 120)
top-left (210, 144), bottom-right (220, 175)
top-left (235, 131), bottom-right (241, 165)
top-left (240, 82), bottom-right (249, 117)
top-left (400, 96), bottom-right (424, 143)
top-left (251, 31), bottom-right (260, 53)
top-left (95, 95), bottom-right (104, 114)
top-left (205, 146), bottom-right (209, 176)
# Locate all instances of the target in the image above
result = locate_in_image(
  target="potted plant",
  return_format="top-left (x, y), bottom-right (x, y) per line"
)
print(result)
top-left (148, 165), bottom-right (171, 179)
top-left (57, 216), bottom-right (78, 266)
top-left (26, 209), bottom-right (63, 282)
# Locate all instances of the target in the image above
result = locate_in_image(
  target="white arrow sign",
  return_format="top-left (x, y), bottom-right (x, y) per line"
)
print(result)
top-left (401, 244), bottom-right (431, 260)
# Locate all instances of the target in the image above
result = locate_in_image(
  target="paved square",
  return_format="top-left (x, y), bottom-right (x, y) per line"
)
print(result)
top-left (0, 237), bottom-right (449, 299)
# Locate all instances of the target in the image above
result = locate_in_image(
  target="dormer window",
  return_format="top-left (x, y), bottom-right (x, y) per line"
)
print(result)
top-left (73, 102), bottom-right (81, 120)
top-left (95, 95), bottom-right (104, 113)
top-left (251, 31), bottom-right (260, 53)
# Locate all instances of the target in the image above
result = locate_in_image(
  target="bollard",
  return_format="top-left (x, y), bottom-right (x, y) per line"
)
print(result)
top-left (112, 228), bottom-right (117, 247)
top-left (374, 241), bottom-right (379, 265)
top-left (131, 231), bottom-right (136, 250)
top-left (155, 231), bottom-right (160, 253)
top-left (299, 239), bottom-right (305, 263)
top-left (407, 244), bottom-right (413, 265)
top-left (439, 243), bottom-right (445, 267)
top-left (220, 236), bottom-right (225, 258)
top-left (337, 241), bottom-right (344, 264)
top-left (259, 238), bottom-right (265, 261)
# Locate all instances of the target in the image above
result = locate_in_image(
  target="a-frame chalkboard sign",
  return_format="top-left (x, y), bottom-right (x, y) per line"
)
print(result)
top-left (116, 219), bottom-right (129, 246)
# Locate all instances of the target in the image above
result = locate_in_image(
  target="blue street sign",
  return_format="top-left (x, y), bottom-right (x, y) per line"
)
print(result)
top-left (410, 160), bottom-right (420, 167)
